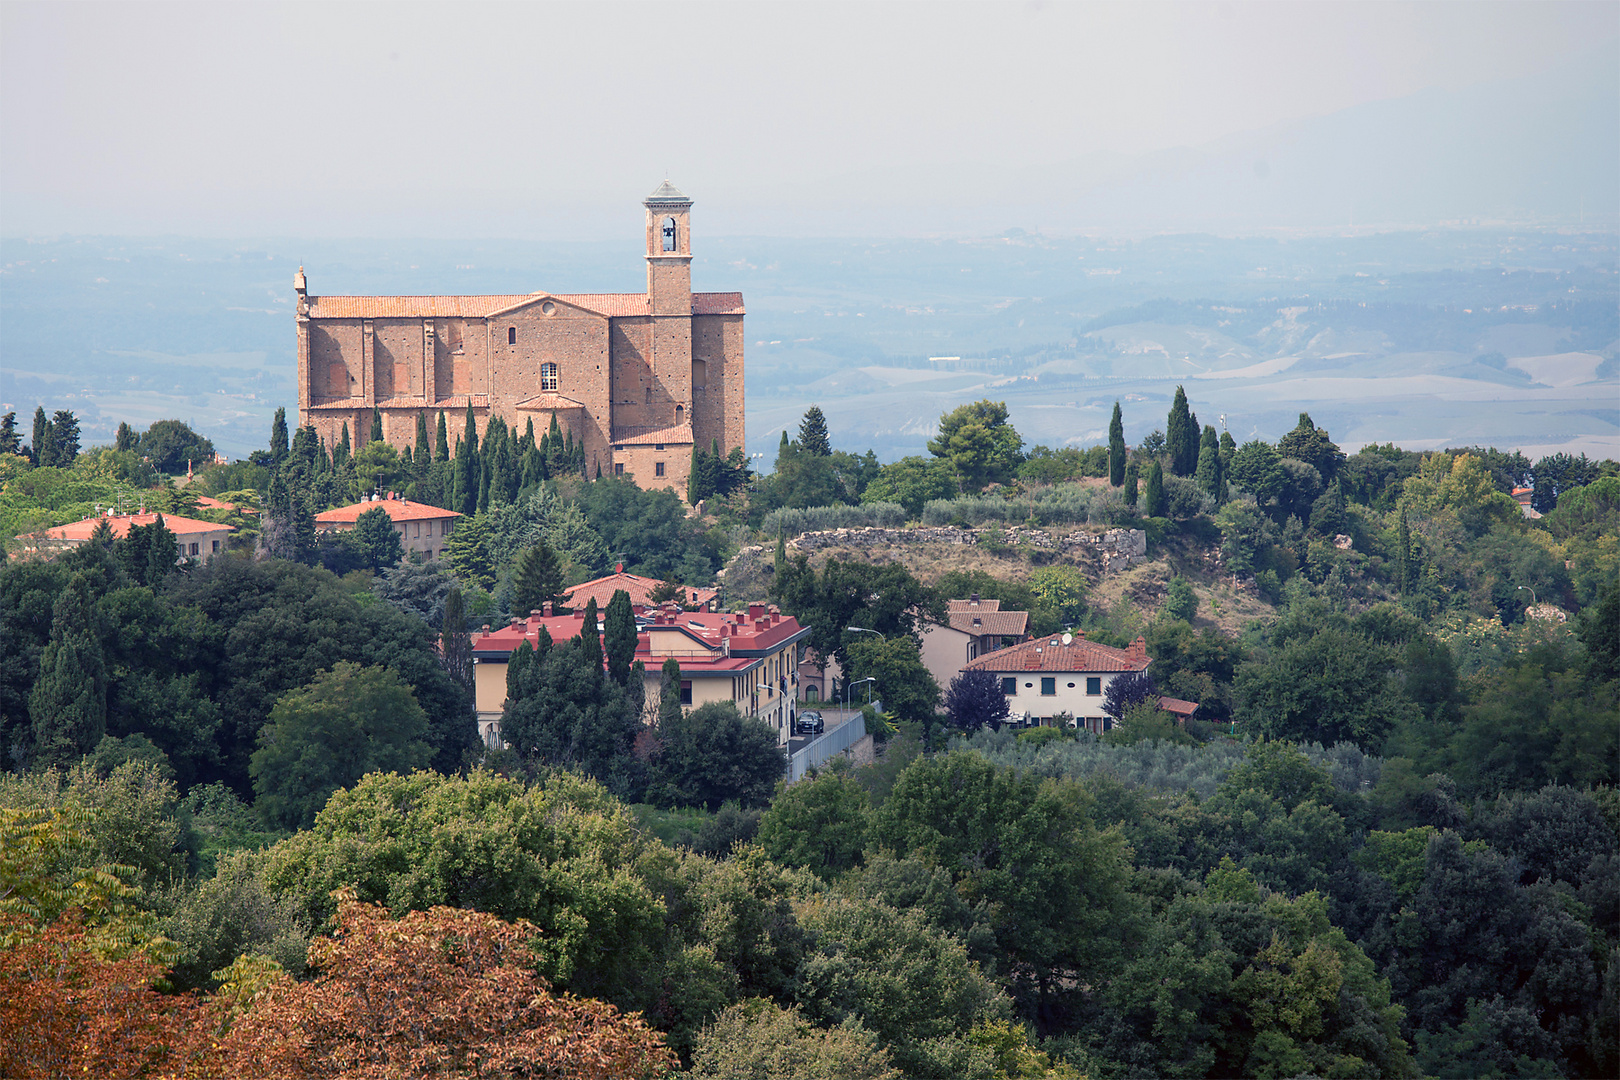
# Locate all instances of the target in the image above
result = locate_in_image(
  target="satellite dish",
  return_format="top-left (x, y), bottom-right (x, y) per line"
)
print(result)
top-left (1061, 632), bottom-right (1073, 645)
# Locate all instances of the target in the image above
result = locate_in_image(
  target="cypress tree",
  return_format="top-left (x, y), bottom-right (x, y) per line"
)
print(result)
top-left (688, 443), bottom-right (703, 504)
top-left (603, 588), bottom-right (637, 686)
top-left (658, 657), bottom-right (683, 725)
top-left (270, 407), bottom-right (289, 463)
top-left (1165, 385), bottom-right (1198, 476)
top-left (1124, 461), bottom-right (1139, 508)
top-left (334, 422), bottom-right (351, 468)
top-left (1144, 460), bottom-right (1166, 517)
top-left (440, 585), bottom-right (473, 693)
top-left (1397, 509), bottom-right (1413, 596)
top-left (1108, 401), bottom-right (1126, 486)
top-left (0, 411), bottom-right (21, 456)
top-left (31, 406), bottom-right (53, 467)
top-left (1219, 429), bottom-right (1236, 470)
top-left (580, 597), bottom-right (603, 681)
top-left (114, 421), bottom-right (136, 453)
top-left (414, 412), bottom-right (431, 472)
top-left (29, 573), bottom-right (107, 767)
top-left (1195, 424), bottom-right (1222, 498)
top-left (463, 403), bottom-right (479, 457)
top-left (522, 417), bottom-right (536, 454)
top-left (369, 407), bottom-right (383, 443)
top-left (435, 411), bottom-right (450, 463)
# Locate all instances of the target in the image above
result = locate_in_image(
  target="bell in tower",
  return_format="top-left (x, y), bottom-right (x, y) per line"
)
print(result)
top-left (644, 179), bottom-right (692, 316)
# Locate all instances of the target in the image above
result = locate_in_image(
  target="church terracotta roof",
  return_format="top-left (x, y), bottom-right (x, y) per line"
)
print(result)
top-left (304, 292), bottom-right (744, 319)
top-left (611, 424), bottom-right (695, 447)
top-left (514, 393), bottom-right (588, 411)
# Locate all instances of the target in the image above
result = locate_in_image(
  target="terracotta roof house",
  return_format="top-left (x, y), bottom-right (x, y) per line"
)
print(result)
top-left (561, 567), bottom-right (719, 613)
top-left (12, 510), bottom-right (235, 563)
top-left (1511, 486), bottom-right (1542, 519)
top-left (469, 601), bottom-right (808, 749)
top-left (1157, 696), bottom-right (1200, 722)
top-left (919, 595), bottom-right (1032, 692)
top-left (313, 493), bottom-right (461, 562)
top-left (962, 631), bottom-right (1151, 732)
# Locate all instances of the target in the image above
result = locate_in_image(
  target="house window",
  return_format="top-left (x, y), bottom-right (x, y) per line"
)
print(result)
top-left (614, 463), bottom-right (625, 476)
top-left (442, 520), bottom-right (452, 535)
top-left (189, 542), bottom-right (199, 556)
top-left (541, 363), bottom-right (558, 391)
top-left (662, 216), bottom-right (677, 252)
top-left (1067, 682), bottom-right (1076, 688)
top-left (1001, 677), bottom-right (1016, 696)
top-left (211, 540), bottom-right (220, 553)
top-left (508, 327), bottom-right (517, 344)
top-left (654, 443), bottom-right (665, 451)
top-left (654, 462), bottom-right (665, 477)
top-left (1041, 677), bottom-right (1056, 696)
top-left (680, 680), bottom-right (692, 705)
top-left (1086, 677), bottom-right (1101, 695)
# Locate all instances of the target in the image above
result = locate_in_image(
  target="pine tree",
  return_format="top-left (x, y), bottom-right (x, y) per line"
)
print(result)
top-left (512, 540), bottom-right (564, 616)
top-left (49, 411), bottom-right (80, 467)
top-left (580, 597), bottom-right (603, 681)
top-left (798, 405), bottom-right (832, 456)
top-left (1124, 461), bottom-right (1139, 508)
top-left (1165, 386), bottom-right (1198, 477)
top-left (270, 407), bottom-right (289, 463)
top-left (29, 573), bottom-right (107, 767)
top-left (603, 589), bottom-right (637, 686)
top-left (1108, 401), bottom-right (1126, 486)
top-left (31, 406), bottom-right (52, 467)
top-left (435, 411), bottom-right (450, 463)
top-left (1195, 424), bottom-right (1222, 498)
top-left (1144, 460), bottom-right (1166, 517)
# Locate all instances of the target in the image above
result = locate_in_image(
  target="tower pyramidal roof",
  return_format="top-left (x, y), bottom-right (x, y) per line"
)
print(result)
top-left (645, 179), bottom-right (690, 203)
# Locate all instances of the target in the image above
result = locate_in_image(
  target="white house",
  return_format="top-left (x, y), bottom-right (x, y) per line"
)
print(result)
top-left (961, 631), bottom-right (1151, 731)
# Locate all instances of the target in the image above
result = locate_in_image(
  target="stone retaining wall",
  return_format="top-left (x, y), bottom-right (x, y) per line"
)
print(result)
top-left (783, 525), bottom-right (1148, 572)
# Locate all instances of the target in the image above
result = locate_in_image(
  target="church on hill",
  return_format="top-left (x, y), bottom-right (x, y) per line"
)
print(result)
top-left (294, 181), bottom-right (744, 498)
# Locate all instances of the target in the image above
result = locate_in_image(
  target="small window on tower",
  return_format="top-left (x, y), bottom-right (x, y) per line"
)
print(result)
top-left (662, 216), bottom-right (678, 252)
top-left (675, 404), bottom-right (684, 424)
top-left (508, 327), bottom-right (516, 345)
top-left (541, 363), bottom-right (558, 391)
top-left (614, 463), bottom-right (625, 476)
top-left (655, 462), bottom-right (665, 477)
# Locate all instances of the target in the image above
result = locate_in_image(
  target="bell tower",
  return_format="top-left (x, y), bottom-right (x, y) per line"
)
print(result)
top-left (644, 179), bottom-right (693, 316)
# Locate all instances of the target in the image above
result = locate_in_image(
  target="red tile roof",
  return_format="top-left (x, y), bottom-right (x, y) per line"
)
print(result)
top-left (471, 603), bottom-right (804, 670)
top-left (561, 570), bottom-right (718, 612)
top-left (314, 497), bottom-right (462, 525)
top-left (946, 609), bottom-right (1028, 636)
top-left (1158, 696), bottom-right (1200, 718)
top-left (948, 598), bottom-right (1003, 611)
top-left (32, 512), bottom-right (233, 541)
top-left (515, 393), bottom-right (588, 411)
top-left (962, 633), bottom-right (1150, 674)
top-left (305, 292), bottom-right (744, 320)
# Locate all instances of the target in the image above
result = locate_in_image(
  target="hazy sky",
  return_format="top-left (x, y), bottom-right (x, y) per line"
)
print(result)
top-left (2, 0), bottom-right (1615, 238)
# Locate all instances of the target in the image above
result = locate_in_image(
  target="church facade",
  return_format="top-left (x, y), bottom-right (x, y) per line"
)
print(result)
top-left (294, 181), bottom-right (743, 498)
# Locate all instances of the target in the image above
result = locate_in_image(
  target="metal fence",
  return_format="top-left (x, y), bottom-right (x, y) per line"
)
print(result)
top-left (786, 714), bottom-right (868, 783)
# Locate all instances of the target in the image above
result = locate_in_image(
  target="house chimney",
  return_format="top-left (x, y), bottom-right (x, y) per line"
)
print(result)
top-left (970, 592), bottom-right (980, 605)
top-left (748, 603), bottom-right (765, 620)
top-left (541, 601), bottom-right (552, 616)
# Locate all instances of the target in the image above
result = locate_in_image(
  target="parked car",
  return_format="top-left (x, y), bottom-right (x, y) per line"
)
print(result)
top-left (794, 711), bottom-right (825, 736)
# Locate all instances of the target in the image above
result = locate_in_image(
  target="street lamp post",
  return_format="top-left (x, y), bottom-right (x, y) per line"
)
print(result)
top-left (1517, 585), bottom-right (1537, 607)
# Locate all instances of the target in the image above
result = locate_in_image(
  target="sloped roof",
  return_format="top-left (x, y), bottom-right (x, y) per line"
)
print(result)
top-left (1158, 696), bottom-right (1200, 718)
top-left (962, 633), bottom-right (1150, 675)
top-left (947, 609), bottom-right (1028, 636)
top-left (314, 497), bottom-right (462, 524)
top-left (515, 393), bottom-right (588, 411)
top-left (561, 570), bottom-right (718, 611)
top-left (304, 291), bottom-right (743, 320)
top-left (33, 512), bottom-right (233, 541)
top-left (611, 424), bottom-right (695, 447)
top-left (949, 598), bottom-right (1003, 612)
top-left (645, 179), bottom-right (691, 203)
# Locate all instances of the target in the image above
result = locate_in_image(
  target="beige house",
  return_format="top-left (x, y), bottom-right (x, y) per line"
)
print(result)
top-left (469, 602), bottom-right (811, 749)
top-left (13, 511), bottom-right (234, 563)
top-left (313, 494), bottom-right (461, 561)
top-left (962, 631), bottom-right (1151, 731)
top-left (919, 596), bottom-right (1030, 692)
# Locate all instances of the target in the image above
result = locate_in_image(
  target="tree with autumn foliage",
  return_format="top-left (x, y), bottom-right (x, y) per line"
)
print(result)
top-left (206, 894), bottom-right (677, 1079)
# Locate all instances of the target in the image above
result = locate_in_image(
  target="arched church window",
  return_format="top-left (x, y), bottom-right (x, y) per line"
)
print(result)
top-left (540, 363), bottom-right (558, 391)
top-left (662, 216), bottom-right (678, 252)
top-left (675, 404), bottom-right (684, 424)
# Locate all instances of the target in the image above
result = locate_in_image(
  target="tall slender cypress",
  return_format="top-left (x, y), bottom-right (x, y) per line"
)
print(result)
top-left (1124, 461), bottom-right (1139, 508)
top-left (1108, 401), bottom-right (1126, 487)
top-left (29, 573), bottom-right (107, 767)
top-left (270, 407), bottom-right (289, 463)
top-left (1166, 386), bottom-right (1198, 476)
top-left (1144, 460), bottom-right (1166, 517)
top-left (604, 589), bottom-right (637, 686)
top-left (334, 422), bottom-right (351, 468)
top-left (580, 597), bottom-right (603, 681)
top-left (1195, 424), bottom-right (1222, 498)
top-left (435, 411), bottom-right (450, 463)
top-left (414, 412), bottom-right (431, 472)
top-left (370, 407), bottom-right (384, 444)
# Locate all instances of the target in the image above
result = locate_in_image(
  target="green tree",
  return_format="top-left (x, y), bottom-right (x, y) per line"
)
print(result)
top-left (30, 405), bottom-right (51, 466)
top-left (412, 412), bottom-right (431, 472)
top-left (650, 701), bottom-right (785, 809)
top-left (756, 768), bottom-right (872, 879)
top-left (333, 422), bottom-right (351, 468)
top-left (28, 574), bottom-right (108, 768)
top-left (1235, 626), bottom-right (1416, 750)
top-left (771, 557), bottom-right (943, 671)
top-left (1143, 459), bottom-right (1166, 517)
top-left (603, 588), bottom-right (638, 686)
top-left (1163, 575), bottom-right (1198, 622)
top-left (845, 637), bottom-right (939, 729)
top-left (136, 419), bottom-right (214, 474)
top-left (798, 405), bottom-right (832, 457)
top-left (1109, 400), bottom-right (1126, 486)
top-left (942, 668), bottom-right (1010, 733)
top-left (659, 657), bottom-right (684, 725)
top-left (1165, 385), bottom-right (1198, 477)
top-left (434, 410), bottom-right (449, 463)
top-left (249, 661), bottom-right (431, 830)
top-left (47, 410), bottom-right (81, 467)
top-left (369, 407), bottom-right (384, 443)
top-left (440, 512), bottom-right (495, 590)
top-left (1277, 412), bottom-right (1344, 481)
top-left (1026, 565), bottom-right (1088, 627)
top-left (350, 505), bottom-right (404, 572)
top-left (688, 999), bottom-right (900, 1080)
top-left (1194, 423), bottom-right (1222, 499)
top-left (511, 539), bottom-right (565, 616)
top-left (861, 456), bottom-right (958, 518)
top-left (269, 407), bottom-right (289, 463)
top-left (440, 585), bottom-right (473, 695)
top-left (927, 400), bottom-right (1024, 492)
top-left (113, 421), bottom-right (136, 453)
top-left (1123, 460), bottom-right (1139, 507)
